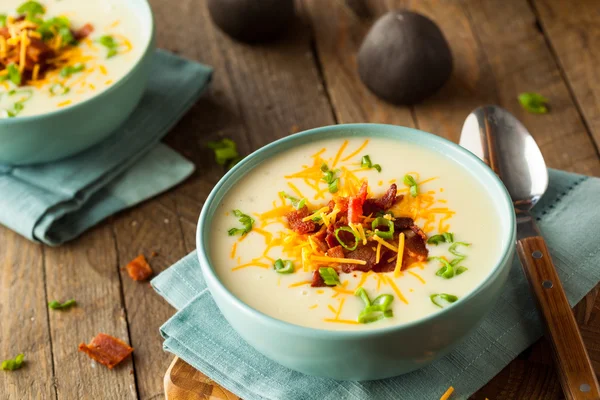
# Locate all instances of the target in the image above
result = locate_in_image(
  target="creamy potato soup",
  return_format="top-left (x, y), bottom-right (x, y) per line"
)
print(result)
top-left (0, 0), bottom-right (145, 117)
top-left (210, 138), bottom-right (504, 330)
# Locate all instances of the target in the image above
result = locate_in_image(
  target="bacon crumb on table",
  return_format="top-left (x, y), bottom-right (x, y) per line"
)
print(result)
top-left (126, 254), bottom-right (153, 281)
top-left (78, 333), bottom-right (133, 369)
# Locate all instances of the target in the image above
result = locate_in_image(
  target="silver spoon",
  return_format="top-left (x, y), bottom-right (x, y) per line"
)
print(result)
top-left (460, 105), bottom-right (600, 400)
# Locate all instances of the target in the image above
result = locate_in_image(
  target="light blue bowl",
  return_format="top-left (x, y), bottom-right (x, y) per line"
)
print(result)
top-left (0, 0), bottom-right (155, 165)
top-left (196, 124), bottom-right (516, 381)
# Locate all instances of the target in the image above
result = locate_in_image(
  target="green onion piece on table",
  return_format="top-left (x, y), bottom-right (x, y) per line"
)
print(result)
top-left (273, 259), bottom-right (294, 274)
top-left (48, 299), bottom-right (76, 310)
top-left (360, 155), bottom-right (381, 172)
top-left (371, 217), bottom-right (394, 239)
top-left (449, 242), bottom-right (470, 257)
top-left (1, 353), bottom-right (25, 371)
top-left (227, 209), bottom-right (254, 236)
top-left (354, 287), bottom-right (371, 307)
top-left (518, 92), bottom-right (549, 114)
top-left (206, 138), bottom-right (241, 169)
top-left (334, 226), bottom-right (360, 251)
top-left (430, 293), bottom-right (458, 308)
top-left (318, 267), bottom-right (340, 286)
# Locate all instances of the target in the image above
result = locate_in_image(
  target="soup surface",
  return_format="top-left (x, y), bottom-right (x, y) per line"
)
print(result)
top-left (210, 137), bottom-right (505, 330)
top-left (0, 0), bottom-right (146, 117)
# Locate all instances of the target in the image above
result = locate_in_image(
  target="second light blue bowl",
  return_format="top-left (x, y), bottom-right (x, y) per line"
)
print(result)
top-left (196, 124), bottom-right (516, 380)
top-left (0, 0), bottom-right (155, 165)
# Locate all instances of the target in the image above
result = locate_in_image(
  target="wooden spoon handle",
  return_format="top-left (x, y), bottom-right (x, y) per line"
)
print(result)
top-left (517, 236), bottom-right (600, 399)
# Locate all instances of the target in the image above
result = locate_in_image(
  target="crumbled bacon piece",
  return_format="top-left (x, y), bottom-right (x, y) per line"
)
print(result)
top-left (26, 38), bottom-right (55, 65)
top-left (326, 245), bottom-right (345, 259)
top-left (348, 182), bottom-right (368, 223)
top-left (325, 222), bottom-right (354, 248)
top-left (312, 234), bottom-right (329, 253)
top-left (286, 206), bottom-right (317, 234)
top-left (126, 255), bottom-right (153, 281)
top-left (393, 217), bottom-right (414, 231)
top-left (403, 229), bottom-right (429, 265)
top-left (78, 333), bottom-right (133, 369)
top-left (328, 197), bottom-right (348, 213)
top-left (410, 225), bottom-right (428, 241)
top-left (310, 270), bottom-right (326, 287)
top-left (73, 23), bottom-right (94, 41)
top-left (0, 28), bottom-right (9, 39)
top-left (363, 185), bottom-right (400, 216)
top-left (341, 246), bottom-right (377, 273)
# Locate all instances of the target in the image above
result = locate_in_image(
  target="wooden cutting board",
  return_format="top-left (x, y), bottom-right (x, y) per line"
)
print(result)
top-left (164, 284), bottom-right (600, 399)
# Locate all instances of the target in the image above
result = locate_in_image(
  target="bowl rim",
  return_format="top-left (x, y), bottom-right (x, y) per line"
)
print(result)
top-left (0, 0), bottom-right (155, 124)
top-left (196, 123), bottom-right (516, 338)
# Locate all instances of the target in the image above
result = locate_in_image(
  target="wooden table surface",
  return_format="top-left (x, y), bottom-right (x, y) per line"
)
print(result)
top-left (2, 0), bottom-right (600, 399)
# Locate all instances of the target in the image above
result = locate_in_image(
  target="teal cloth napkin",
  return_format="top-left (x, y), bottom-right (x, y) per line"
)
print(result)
top-left (152, 169), bottom-right (600, 399)
top-left (0, 50), bottom-right (212, 246)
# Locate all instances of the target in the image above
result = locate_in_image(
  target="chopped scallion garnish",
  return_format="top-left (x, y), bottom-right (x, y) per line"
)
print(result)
top-left (403, 174), bottom-right (418, 197)
top-left (518, 92), bottom-right (549, 114)
top-left (430, 293), bottom-right (458, 308)
top-left (98, 35), bottom-right (119, 58)
top-left (360, 155), bottom-right (381, 173)
top-left (354, 287), bottom-right (371, 307)
top-left (356, 291), bottom-right (395, 324)
top-left (0, 15), bottom-right (7, 28)
top-left (427, 232), bottom-right (454, 245)
top-left (320, 163), bottom-right (340, 193)
top-left (371, 217), bottom-right (394, 239)
top-left (7, 64), bottom-right (21, 86)
top-left (48, 299), bottom-right (76, 310)
top-left (49, 83), bottom-right (70, 96)
top-left (279, 192), bottom-right (307, 210)
top-left (318, 267), bottom-right (340, 286)
top-left (17, 1), bottom-right (45, 21)
top-left (227, 209), bottom-right (254, 237)
top-left (206, 138), bottom-right (242, 169)
top-left (449, 242), bottom-right (470, 257)
top-left (273, 259), bottom-right (295, 274)
top-left (430, 257), bottom-right (456, 279)
top-left (334, 226), bottom-right (360, 251)
top-left (60, 63), bottom-right (85, 78)
top-left (1, 353), bottom-right (24, 371)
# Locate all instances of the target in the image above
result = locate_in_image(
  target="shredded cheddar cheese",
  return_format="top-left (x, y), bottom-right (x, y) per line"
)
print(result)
top-left (394, 233), bottom-right (405, 277)
top-left (439, 386), bottom-right (454, 400)
top-left (311, 256), bottom-right (366, 265)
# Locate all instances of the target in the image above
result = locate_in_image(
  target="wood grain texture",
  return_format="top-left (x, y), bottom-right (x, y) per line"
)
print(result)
top-left (517, 235), bottom-right (600, 399)
top-left (44, 226), bottom-right (137, 399)
top-left (533, 0), bottom-right (600, 150)
top-left (0, 229), bottom-right (55, 400)
top-left (165, 357), bottom-right (240, 400)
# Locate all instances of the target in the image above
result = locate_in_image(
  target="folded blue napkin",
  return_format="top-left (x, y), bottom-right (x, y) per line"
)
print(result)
top-left (152, 169), bottom-right (600, 399)
top-left (0, 50), bottom-right (212, 246)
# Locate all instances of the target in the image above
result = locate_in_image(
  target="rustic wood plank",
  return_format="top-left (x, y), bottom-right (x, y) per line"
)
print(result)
top-left (0, 228), bottom-right (55, 400)
top-left (44, 226), bottom-right (137, 399)
top-left (301, 0), bottom-right (414, 126)
top-left (533, 0), bottom-right (600, 150)
top-left (112, 203), bottom-right (186, 400)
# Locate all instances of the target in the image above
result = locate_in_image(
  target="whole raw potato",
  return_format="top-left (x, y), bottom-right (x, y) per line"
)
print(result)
top-left (357, 11), bottom-right (453, 105)
top-left (207, 0), bottom-right (295, 43)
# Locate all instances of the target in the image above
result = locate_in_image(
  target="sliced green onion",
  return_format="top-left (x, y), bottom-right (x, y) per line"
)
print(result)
top-left (442, 232), bottom-right (454, 243)
top-left (430, 257), bottom-right (455, 279)
top-left (371, 217), bottom-right (394, 239)
top-left (50, 83), bottom-right (70, 96)
top-left (17, 1), bottom-right (45, 20)
top-left (48, 299), bottom-right (76, 310)
top-left (372, 294), bottom-right (394, 309)
top-left (7, 64), bottom-right (21, 86)
top-left (360, 155), bottom-right (382, 173)
top-left (328, 178), bottom-right (339, 193)
top-left (456, 266), bottom-right (468, 275)
top-left (404, 174), bottom-right (418, 198)
top-left (450, 257), bottom-right (465, 267)
top-left (449, 242), bottom-right (470, 257)
top-left (518, 92), bottom-right (548, 114)
top-left (273, 259), bottom-right (294, 274)
top-left (430, 293), bottom-right (459, 308)
top-left (357, 303), bottom-right (394, 323)
top-left (427, 234), bottom-right (445, 245)
top-left (410, 184), bottom-right (418, 197)
top-left (318, 267), bottom-right (340, 286)
top-left (98, 35), bottom-right (119, 58)
top-left (0, 15), bottom-right (7, 28)
top-left (60, 63), bottom-right (85, 78)
top-left (334, 226), bottom-right (360, 251)
top-left (206, 138), bottom-right (241, 169)
top-left (228, 209), bottom-right (254, 236)
top-left (1, 353), bottom-right (25, 371)
top-left (354, 287), bottom-right (371, 307)
top-left (279, 192), bottom-right (307, 210)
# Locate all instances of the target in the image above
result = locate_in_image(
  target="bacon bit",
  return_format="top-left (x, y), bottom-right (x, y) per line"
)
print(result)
top-left (363, 184), bottom-right (399, 216)
top-left (126, 254), bottom-right (153, 281)
top-left (341, 246), bottom-right (376, 273)
top-left (286, 206), bottom-right (317, 234)
top-left (326, 245), bottom-right (345, 259)
top-left (393, 217), bottom-right (414, 231)
top-left (78, 333), bottom-right (133, 369)
top-left (311, 270), bottom-right (326, 287)
top-left (73, 23), bottom-right (94, 41)
top-left (347, 181), bottom-right (368, 223)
